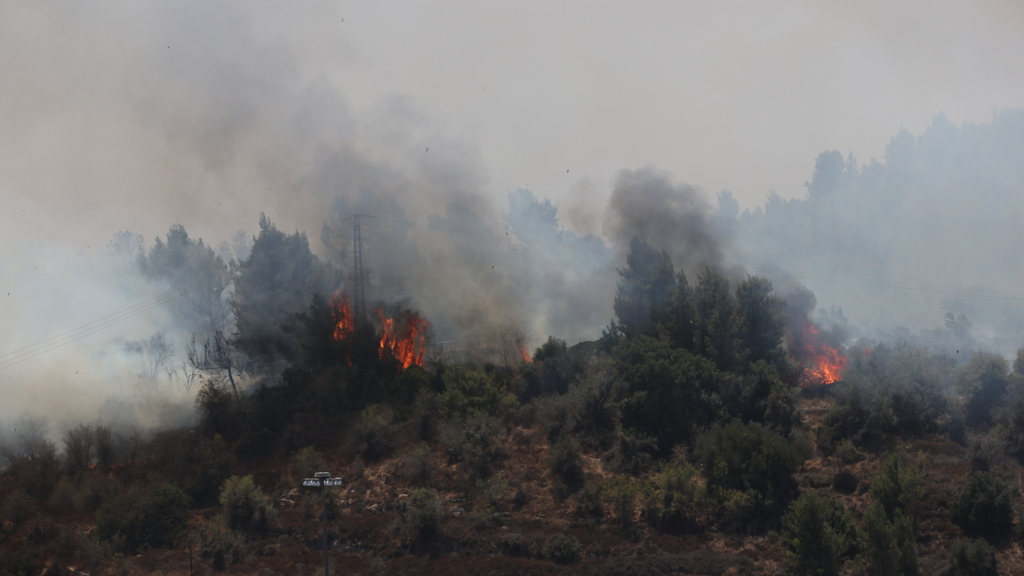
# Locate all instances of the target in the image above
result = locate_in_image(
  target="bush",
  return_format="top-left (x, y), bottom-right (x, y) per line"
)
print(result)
top-left (548, 435), bottom-right (585, 496)
top-left (48, 470), bottom-right (117, 513)
top-left (601, 428), bottom-right (657, 476)
top-left (573, 483), bottom-right (604, 522)
top-left (498, 532), bottom-right (530, 557)
top-left (645, 453), bottom-right (711, 534)
top-left (401, 488), bottom-right (443, 540)
top-left (62, 424), bottom-right (95, 473)
top-left (603, 475), bottom-right (651, 526)
top-left (289, 446), bottom-right (327, 480)
top-left (353, 405), bottom-right (398, 462)
top-left (782, 491), bottom-right (858, 576)
top-left (870, 452), bottom-right (924, 520)
top-left (863, 501), bottom-right (917, 576)
top-left (1, 489), bottom-right (38, 525)
top-left (541, 532), bottom-right (582, 564)
top-left (149, 431), bottom-right (235, 505)
top-left (943, 538), bottom-right (998, 576)
top-left (194, 525), bottom-right (247, 571)
top-left (693, 419), bottom-right (799, 523)
top-left (437, 364), bottom-right (518, 420)
top-left (95, 483), bottom-right (190, 553)
top-left (831, 471), bottom-right (858, 495)
top-left (474, 473), bottom-right (510, 514)
top-left (399, 442), bottom-right (433, 485)
top-left (441, 414), bottom-right (501, 480)
top-left (218, 475), bottom-right (276, 535)
top-left (951, 471), bottom-right (1015, 543)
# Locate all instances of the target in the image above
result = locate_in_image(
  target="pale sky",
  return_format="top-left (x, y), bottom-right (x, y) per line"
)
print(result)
top-left (334, 0), bottom-right (1024, 210)
top-left (4, 0), bottom-right (1024, 247)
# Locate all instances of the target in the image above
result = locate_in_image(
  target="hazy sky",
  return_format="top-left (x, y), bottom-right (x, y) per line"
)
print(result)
top-left (336, 0), bottom-right (1024, 210)
top-left (2, 0), bottom-right (1023, 248)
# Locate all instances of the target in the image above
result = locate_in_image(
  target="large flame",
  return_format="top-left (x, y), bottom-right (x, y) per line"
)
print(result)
top-left (799, 321), bottom-right (847, 386)
top-left (375, 308), bottom-right (428, 369)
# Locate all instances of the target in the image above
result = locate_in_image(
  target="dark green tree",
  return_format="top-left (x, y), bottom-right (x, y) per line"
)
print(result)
top-left (617, 335), bottom-right (721, 452)
top-left (693, 419), bottom-right (800, 522)
top-left (613, 237), bottom-right (674, 334)
top-left (782, 491), bottom-right (858, 576)
top-left (863, 501), bottom-right (918, 576)
top-left (232, 214), bottom-right (338, 372)
top-left (958, 353), bottom-right (1010, 428)
top-left (951, 471), bottom-right (1014, 543)
top-left (95, 483), bottom-right (190, 554)
top-left (692, 268), bottom-right (738, 371)
top-left (733, 276), bottom-right (787, 369)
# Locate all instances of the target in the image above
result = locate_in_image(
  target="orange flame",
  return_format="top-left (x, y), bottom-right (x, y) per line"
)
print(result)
top-left (519, 344), bottom-right (532, 363)
top-left (375, 308), bottom-right (429, 369)
top-left (329, 293), bottom-right (354, 340)
top-left (799, 322), bottom-right (847, 386)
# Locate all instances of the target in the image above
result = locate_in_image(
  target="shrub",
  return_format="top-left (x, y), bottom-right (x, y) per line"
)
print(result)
top-left (782, 491), bottom-right (858, 576)
top-left (863, 501), bottom-right (917, 576)
top-left (353, 405), bottom-right (398, 462)
top-left (645, 453), bottom-right (711, 533)
top-left (541, 532), bottom-right (582, 564)
top-left (437, 364), bottom-right (518, 420)
top-left (958, 353), bottom-right (1009, 428)
top-left (573, 483), bottom-right (604, 523)
top-left (498, 532), bottom-right (530, 557)
top-left (474, 473), bottom-right (510, 514)
top-left (603, 475), bottom-right (651, 526)
top-left (441, 414), bottom-right (501, 480)
top-left (62, 424), bottom-right (95, 473)
top-left (693, 419), bottom-right (799, 522)
top-left (399, 442), bottom-right (433, 485)
top-left (95, 483), bottom-right (190, 553)
top-left (194, 525), bottom-right (247, 571)
top-left (832, 471), bottom-right (858, 495)
top-left (548, 435), bottom-right (585, 496)
top-left (149, 431), bottom-right (235, 505)
top-left (2, 489), bottom-right (38, 525)
top-left (944, 538), bottom-right (998, 576)
top-left (401, 488), bottom-right (443, 540)
top-left (289, 446), bottom-right (327, 480)
top-left (48, 470), bottom-right (117, 513)
top-left (951, 471), bottom-right (1014, 543)
top-left (601, 427), bottom-right (657, 476)
top-left (218, 475), bottom-right (276, 535)
top-left (870, 452), bottom-right (924, 520)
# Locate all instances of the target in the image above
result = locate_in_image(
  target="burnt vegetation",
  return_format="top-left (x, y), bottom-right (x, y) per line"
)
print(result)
top-left (8, 226), bottom-right (1024, 575)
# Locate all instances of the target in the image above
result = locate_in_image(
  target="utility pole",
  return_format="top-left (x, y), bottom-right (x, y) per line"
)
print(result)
top-left (350, 214), bottom-right (373, 327)
top-left (303, 472), bottom-right (344, 576)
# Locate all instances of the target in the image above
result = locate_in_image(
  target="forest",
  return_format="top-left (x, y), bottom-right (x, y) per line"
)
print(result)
top-left (3, 213), bottom-right (1024, 576)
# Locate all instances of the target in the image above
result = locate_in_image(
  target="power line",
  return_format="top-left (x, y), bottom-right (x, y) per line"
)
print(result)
top-left (0, 278), bottom-right (210, 372)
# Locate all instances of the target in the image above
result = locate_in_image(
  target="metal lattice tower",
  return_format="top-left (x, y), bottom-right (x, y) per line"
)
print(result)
top-left (352, 214), bottom-right (368, 326)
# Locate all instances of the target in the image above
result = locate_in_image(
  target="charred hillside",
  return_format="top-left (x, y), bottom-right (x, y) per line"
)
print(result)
top-left (5, 234), bottom-right (1024, 576)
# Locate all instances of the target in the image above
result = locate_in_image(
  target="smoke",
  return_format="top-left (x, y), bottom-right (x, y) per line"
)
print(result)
top-left (733, 110), bottom-right (1024, 358)
top-left (603, 167), bottom-right (728, 272)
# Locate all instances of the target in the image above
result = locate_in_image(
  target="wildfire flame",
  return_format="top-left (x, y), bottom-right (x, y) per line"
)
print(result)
top-left (799, 321), bottom-right (847, 386)
top-left (329, 294), bottom-right (429, 369)
top-left (329, 293), bottom-right (354, 340)
top-left (519, 344), bottom-right (532, 364)
top-left (376, 309), bottom-right (428, 369)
